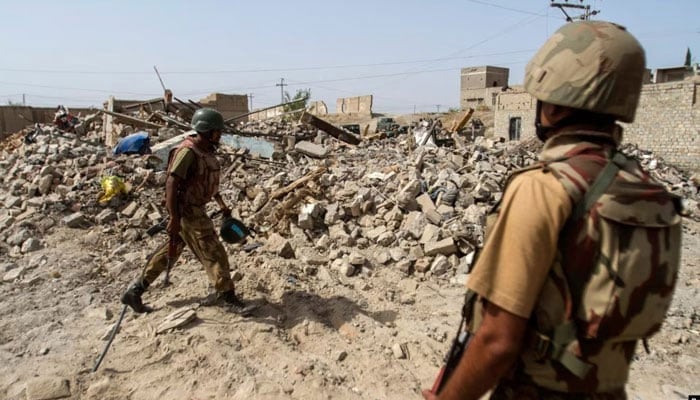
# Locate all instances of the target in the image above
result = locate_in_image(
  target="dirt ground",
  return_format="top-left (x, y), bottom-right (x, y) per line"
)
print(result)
top-left (0, 112), bottom-right (698, 399)
top-left (0, 212), bottom-right (698, 399)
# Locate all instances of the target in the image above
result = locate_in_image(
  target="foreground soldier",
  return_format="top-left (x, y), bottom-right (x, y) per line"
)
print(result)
top-left (425, 21), bottom-right (682, 399)
top-left (121, 108), bottom-right (246, 313)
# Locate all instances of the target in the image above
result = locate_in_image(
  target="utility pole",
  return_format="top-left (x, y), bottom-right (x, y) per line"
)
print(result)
top-left (248, 93), bottom-right (254, 111)
top-left (436, 104), bottom-right (441, 113)
top-left (22, 94), bottom-right (25, 106)
top-left (276, 78), bottom-right (287, 103)
top-left (550, 1), bottom-right (599, 22)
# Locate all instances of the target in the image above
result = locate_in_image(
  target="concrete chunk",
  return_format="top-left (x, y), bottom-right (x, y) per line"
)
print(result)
top-left (415, 193), bottom-right (436, 211)
top-left (63, 212), bottom-right (90, 228)
top-left (266, 233), bottom-right (295, 259)
top-left (419, 224), bottom-right (440, 244)
top-left (424, 238), bottom-right (457, 256)
top-left (294, 141), bottom-right (328, 158)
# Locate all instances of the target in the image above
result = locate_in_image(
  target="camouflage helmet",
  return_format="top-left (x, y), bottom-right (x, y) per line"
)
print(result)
top-left (191, 108), bottom-right (225, 132)
top-left (524, 21), bottom-right (646, 122)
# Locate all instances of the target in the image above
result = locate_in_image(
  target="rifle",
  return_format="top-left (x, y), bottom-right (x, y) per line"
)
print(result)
top-left (430, 291), bottom-right (476, 394)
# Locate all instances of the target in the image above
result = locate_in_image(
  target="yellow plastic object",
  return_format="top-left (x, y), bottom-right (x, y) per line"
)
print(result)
top-left (98, 176), bottom-right (127, 204)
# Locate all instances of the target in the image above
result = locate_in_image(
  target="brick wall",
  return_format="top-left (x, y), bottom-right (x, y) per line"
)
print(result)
top-left (493, 80), bottom-right (700, 172)
top-left (621, 81), bottom-right (699, 171)
top-left (0, 105), bottom-right (93, 138)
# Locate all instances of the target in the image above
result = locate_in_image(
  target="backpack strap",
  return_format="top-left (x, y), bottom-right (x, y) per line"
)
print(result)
top-left (569, 151), bottom-right (627, 222)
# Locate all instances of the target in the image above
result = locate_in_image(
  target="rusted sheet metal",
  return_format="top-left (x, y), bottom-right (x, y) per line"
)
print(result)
top-left (299, 111), bottom-right (361, 145)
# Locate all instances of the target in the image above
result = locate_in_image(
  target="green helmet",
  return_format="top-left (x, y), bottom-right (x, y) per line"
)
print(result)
top-left (524, 21), bottom-right (646, 123)
top-left (191, 108), bottom-right (225, 132)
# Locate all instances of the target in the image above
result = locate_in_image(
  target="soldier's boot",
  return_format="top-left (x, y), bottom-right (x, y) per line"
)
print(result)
top-left (121, 280), bottom-right (153, 313)
top-left (217, 290), bottom-right (256, 316)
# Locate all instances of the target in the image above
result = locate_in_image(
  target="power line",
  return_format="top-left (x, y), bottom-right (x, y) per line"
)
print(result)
top-left (0, 80), bottom-right (159, 96)
top-left (464, 0), bottom-right (549, 17)
top-left (0, 49), bottom-right (536, 76)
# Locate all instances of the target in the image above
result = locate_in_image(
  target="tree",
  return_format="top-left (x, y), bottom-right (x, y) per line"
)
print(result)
top-left (685, 47), bottom-right (692, 67)
top-left (283, 88), bottom-right (311, 113)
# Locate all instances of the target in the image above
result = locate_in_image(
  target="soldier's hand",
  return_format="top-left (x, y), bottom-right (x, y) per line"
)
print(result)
top-left (166, 217), bottom-right (181, 237)
top-left (221, 207), bottom-right (232, 219)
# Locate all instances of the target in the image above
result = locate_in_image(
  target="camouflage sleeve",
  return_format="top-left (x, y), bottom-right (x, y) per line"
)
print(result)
top-left (169, 148), bottom-right (195, 180)
top-left (467, 170), bottom-right (572, 319)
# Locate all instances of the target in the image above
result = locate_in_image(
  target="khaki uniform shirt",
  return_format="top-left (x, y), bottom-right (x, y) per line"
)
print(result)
top-left (467, 169), bottom-right (572, 319)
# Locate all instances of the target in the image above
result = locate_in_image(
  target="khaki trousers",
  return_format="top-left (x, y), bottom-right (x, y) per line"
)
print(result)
top-left (141, 212), bottom-right (234, 292)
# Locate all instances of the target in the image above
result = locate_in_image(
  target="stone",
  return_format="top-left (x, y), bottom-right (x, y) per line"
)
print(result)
top-left (294, 141), bottom-right (328, 158)
top-left (324, 203), bottom-right (340, 225)
top-left (383, 206), bottom-right (403, 223)
top-left (265, 233), bottom-right (295, 259)
top-left (335, 350), bottom-right (348, 362)
top-left (252, 191), bottom-right (268, 212)
top-left (38, 175), bottom-right (53, 195)
top-left (400, 179), bottom-right (421, 198)
top-left (415, 258), bottom-right (432, 273)
top-left (3, 266), bottom-right (25, 282)
top-left (302, 252), bottom-right (327, 266)
top-left (349, 196), bottom-right (362, 217)
top-left (423, 208), bottom-right (443, 225)
top-left (420, 224), bottom-right (440, 244)
top-left (389, 247), bottom-right (407, 262)
top-left (364, 225), bottom-right (387, 241)
top-left (21, 238), bottom-right (42, 253)
top-left (424, 238), bottom-right (457, 256)
top-left (63, 212), bottom-right (90, 228)
top-left (375, 250), bottom-right (392, 264)
top-left (6, 228), bottom-right (31, 246)
top-left (339, 261), bottom-right (356, 277)
top-left (0, 262), bottom-right (18, 273)
top-left (396, 259), bottom-right (413, 275)
top-left (120, 201), bottom-right (139, 217)
top-left (329, 224), bottom-right (350, 241)
top-left (395, 192), bottom-right (418, 211)
top-left (430, 255), bottom-right (451, 276)
top-left (377, 232), bottom-right (396, 246)
top-left (96, 209), bottom-right (117, 224)
top-left (157, 308), bottom-right (198, 334)
top-left (402, 211), bottom-right (427, 240)
top-left (348, 252), bottom-right (365, 266)
top-left (437, 204), bottom-right (455, 219)
top-left (415, 193), bottom-right (436, 211)
top-left (297, 212), bottom-right (314, 230)
top-left (0, 215), bottom-right (15, 231)
top-left (392, 343), bottom-right (406, 359)
top-left (4, 195), bottom-right (21, 208)
top-left (315, 234), bottom-right (331, 250)
top-left (25, 376), bottom-right (71, 400)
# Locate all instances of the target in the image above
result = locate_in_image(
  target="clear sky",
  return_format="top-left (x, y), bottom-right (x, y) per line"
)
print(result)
top-left (1, 0), bottom-right (698, 114)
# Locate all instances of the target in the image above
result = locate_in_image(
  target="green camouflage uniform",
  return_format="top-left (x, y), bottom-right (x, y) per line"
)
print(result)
top-left (140, 136), bottom-right (234, 292)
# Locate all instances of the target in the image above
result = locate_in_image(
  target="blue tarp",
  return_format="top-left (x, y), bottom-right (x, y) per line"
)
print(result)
top-left (113, 132), bottom-right (152, 155)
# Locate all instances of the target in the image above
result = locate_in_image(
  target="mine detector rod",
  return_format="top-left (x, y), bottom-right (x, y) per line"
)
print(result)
top-left (92, 304), bottom-right (128, 372)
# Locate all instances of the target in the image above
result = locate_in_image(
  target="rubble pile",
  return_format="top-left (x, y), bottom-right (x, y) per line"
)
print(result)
top-left (0, 117), bottom-right (697, 288)
top-left (619, 143), bottom-right (700, 214)
top-left (0, 117), bottom-right (545, 285)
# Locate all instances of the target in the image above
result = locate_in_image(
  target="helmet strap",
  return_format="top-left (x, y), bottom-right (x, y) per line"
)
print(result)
top-left (535, 101), bottom-right (554, 142)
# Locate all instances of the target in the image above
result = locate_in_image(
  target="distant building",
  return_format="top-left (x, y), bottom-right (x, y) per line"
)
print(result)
top-left (459, 66), bottom-right (509, 110)
top-left (199, 93), bottom-right (249, 121)
top-left (653, 66), bottom-right (695, 83)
